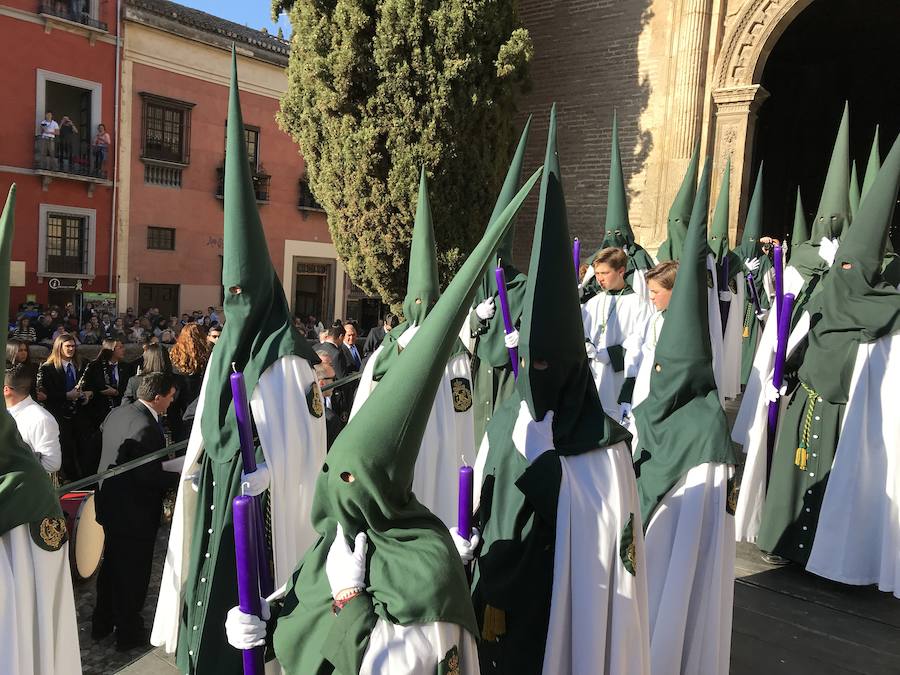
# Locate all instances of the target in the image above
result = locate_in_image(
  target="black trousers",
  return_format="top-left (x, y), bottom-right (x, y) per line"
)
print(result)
top-left (57, 416), bottom-right (82, 481)
top-left (94, 533), bottom-right (156, 638)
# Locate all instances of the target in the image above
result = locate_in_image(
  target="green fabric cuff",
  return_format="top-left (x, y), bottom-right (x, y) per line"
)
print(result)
top-left (469, 309), bottom-right (488, 337)
top-left (618, 377), bottom-right (635, 404)
top-left (321, 593), bottom-right (378, 675)
top-left (606, 344), bottom-right (625, 372)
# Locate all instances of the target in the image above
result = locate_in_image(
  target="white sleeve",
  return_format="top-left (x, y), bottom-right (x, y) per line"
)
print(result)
top-left (622, 317), bottom-right (649, 379)
top-left (29, 412), bottom-right (62, 473)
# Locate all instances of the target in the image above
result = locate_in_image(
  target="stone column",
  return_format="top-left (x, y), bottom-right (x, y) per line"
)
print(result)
top-left (711, 84), bottom-right (769, 242)
top-left (651, 0), bottom-right (715, 244)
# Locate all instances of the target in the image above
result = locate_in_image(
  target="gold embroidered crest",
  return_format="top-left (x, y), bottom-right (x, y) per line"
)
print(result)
top-left (451, 378), bottom-right (472, 413)
top-left (619, 513), bottom-right (636, 576)
top-left (437, 645), bottom-right (460, 675)
top-left (32, 517), bottom-right (67, 551)
top-left (706, 269), bottom-right (714, 289)
top-left (307, 383), bottom-right (324, 419)
top-left (726, 477), bottom-right (738, 516)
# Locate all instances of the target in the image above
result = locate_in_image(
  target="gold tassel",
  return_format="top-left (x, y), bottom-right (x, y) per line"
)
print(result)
top-left (742, 326), bottom-right (750, 338)
top-left (794, 447), bottom-right (807, 470)
top-left (482, 605), bottom-right (506, 641)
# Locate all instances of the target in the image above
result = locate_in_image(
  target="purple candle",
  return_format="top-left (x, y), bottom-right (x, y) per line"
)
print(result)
top-left (233, 495), bottom-right (265, 675)
top-left (765, 292), bottom-right (795, 489)
top-left (494, 266), bottom-right (519, 379)
top-left (773, 244), bottom-right (784, 324)
top-left (573, 237), bottom-right (581, 282)
top-left (230, 367), bottom-right (257, 474)
top-left (458, 463), bottom-right (474, 540)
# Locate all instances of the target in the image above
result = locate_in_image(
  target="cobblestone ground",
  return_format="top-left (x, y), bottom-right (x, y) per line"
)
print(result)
top-left (74, 524), bottom-right (171, 675)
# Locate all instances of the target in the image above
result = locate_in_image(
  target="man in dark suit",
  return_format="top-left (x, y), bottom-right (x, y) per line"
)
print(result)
top-left (362, 312), bottom-right (398, 358)
top-left (313, 361), bottom-right (342, 450)
top-left (316, 325), bottom-right (352, 379)
top-left (92, 372), bottom-right (179, 650)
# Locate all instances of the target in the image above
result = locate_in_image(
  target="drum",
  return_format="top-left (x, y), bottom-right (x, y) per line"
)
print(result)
top-left (59, 491), bottom-right (105, 581)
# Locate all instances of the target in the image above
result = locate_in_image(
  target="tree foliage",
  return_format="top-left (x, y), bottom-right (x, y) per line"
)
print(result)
top-left (274, 0), bottom-right (532, 312)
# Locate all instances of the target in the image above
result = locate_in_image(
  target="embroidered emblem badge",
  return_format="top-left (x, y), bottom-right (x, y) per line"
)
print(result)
top-left (451, 378), bottom-right (473, 413)
top-left (437, 645), bottom-right (460, 675)
top-left (307, 382), bottom-right (324, 419)
top-left (620, 513), bottom-right (636, 576)
top-left (726, 476), bottom-right (738, 516)
top-left (31, 516), bottom-right (67, 551)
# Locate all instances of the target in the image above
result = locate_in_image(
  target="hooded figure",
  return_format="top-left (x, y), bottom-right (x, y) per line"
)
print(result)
top-left (259, 164), bottom-right (543, 674)
top-left (580, 113), bottom-right (656, 304)
top-left (631, 164), bottom-right (738, 674)
top-left (467, 119), bottom-right (532, 446)
top-left (733, 166), bottom-right (775, 386)
top-left (849, 161), bottom-right (861, 220)
top-left (786, 103), bottom-right (852, 305)
top-left (862, 126), bottom-right (900, 287)
top-left (471, 105), bottom-right (650, 675)
top-left (656, 145), bottom-right (699, 262)
top-left (708, 160), bottom-right (744, 400)
top-left (349, 168), bottom-right (475, 527)
top-left (151, 51), bottom-right (327, 672)
top-left (735, 134), bottom-right (900, 598)
top-left (789, 188), bottom-right (809, 254)
top-left (0, 185), bottom-right (82, 675)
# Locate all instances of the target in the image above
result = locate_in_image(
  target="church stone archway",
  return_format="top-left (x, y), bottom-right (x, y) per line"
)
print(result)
top-left (711, 0), bottom-right (816, 241)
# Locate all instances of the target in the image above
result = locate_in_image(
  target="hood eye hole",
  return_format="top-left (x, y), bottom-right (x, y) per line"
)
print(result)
top-left (322, 463), bottom-right (329, 473)
top-left (533, 359), bottom-right (549, 371)
top-left (229, 285), bottom-right (243, 295)
top-left (414, 298), bottom-right (422, 304)
top-left (841, 262), bottom-right (852, 270)
top-left (340, 471), bottom-right (355, 483)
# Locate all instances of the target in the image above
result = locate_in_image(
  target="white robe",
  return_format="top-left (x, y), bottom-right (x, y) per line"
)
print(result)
top-left (806, 333), bottom-right (900, 597)
top-left (582, 289), bottom-right (653, 416)
top-left (350, 324), bottom-right (475, 528)
top-left (643, 463), bottom-right (735, 675)
top-left (706, 254), bottom-right (727, 407)
top-left (719, 278), bottom-right (744, 400)
top-left (361, 620), bottom-right (479, 674)
top-left (151, 355), bottom-right (327, 653)
top-left (0, 525), bottom-right (81, 675)
top-left (542, 444), bottom-right (651, 675)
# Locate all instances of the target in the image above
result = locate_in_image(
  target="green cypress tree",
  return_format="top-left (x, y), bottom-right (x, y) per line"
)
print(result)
top-left (274, 0), bottom-right (533, 311)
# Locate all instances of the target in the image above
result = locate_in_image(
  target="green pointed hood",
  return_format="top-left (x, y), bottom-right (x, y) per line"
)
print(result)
top-left (849, 160), bottom-right (861, 220)
top-left (708, 160), bottom-right (731, 260)
top-left (791, 187), bottom-right (809, 249)
top-left (277, 163), bottom-right (543, 660)
top-left (734, 164), bottom-right (764, 261)
top-left (200, 50), bottom-right (317, 463)
top-left (477, 117), bottom-right (532, 301)
top-left (798, 132), bottom-right (900, 405)
top-left (517, 104), bottom-right (630, 453)
top-left (633, 160), bottom-right (736, 526)
top-left (657, 144), bottom-right (699, 261)
top-left (402, 168), bottom-right (440, 325)
top-left (811, 102), bottom-right (851, 242)
top-left (0, 185), bottom-right (64, 539)
top-left (861, 126), bottom-right (881, 202)
top-left (600, 111), bottom-right (635, 249)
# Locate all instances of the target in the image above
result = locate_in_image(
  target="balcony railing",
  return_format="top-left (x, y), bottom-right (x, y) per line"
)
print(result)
top-left (215, 166), bottom-right (271, 203)
top-left (298, 177), bottom-right (324, 211)
top-left (38, 1), bottom-right (108, 31)
top-left (33, 135), bottom-right (109, 179)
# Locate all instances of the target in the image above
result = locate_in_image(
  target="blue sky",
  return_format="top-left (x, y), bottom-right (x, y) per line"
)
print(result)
top-left (177, 0), bottom-right (292, 37)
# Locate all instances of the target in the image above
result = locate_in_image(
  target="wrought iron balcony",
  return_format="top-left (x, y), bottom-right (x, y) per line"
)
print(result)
top-left (215, 166), bottom-right (271, 203)
top-left (33, 135), bottom-right (109, 179)
top-left (298, 177), bottom-right (324, 211)
top-left (38, 1), bottom-right (108, 31)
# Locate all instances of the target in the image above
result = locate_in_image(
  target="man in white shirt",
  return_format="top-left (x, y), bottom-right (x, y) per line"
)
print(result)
top-left (38, 111), bottom-right (60, 170)
top-left (4, 365), bottom-right (61, 473)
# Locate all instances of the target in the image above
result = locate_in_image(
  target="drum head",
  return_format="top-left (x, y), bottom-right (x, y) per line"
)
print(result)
top-left (73, 493), bottom-right (105, 580)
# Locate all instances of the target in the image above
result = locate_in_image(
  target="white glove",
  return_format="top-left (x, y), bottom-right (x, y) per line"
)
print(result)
top-left (449, 526), bottom-right (481, 565)
top-left (504, 329), bottom-right (519, 349)
top-left (764, 379), bottom-right (787, 403)
top-left (719, 290), bottom-right (733, 302)
top-left (581, 264), bottom-right (595, 287)
top-left (619, 402), bottom-right (632, 422)
top-left (475, 297), bottom-right (496, 321)
top-left (186, 472), bottom-right (200, 493)
top-left (240, 462), bottom-right (270, 497)
top-left (818, 237), bottom-right (839, 267)
top-left (325, 523), bottom-right (368, 598)
top-left (755, 308), bottom-right (769, 322)
top-left (511, 399), bottom-right (555, 463)
top-left (743, 257), bottom-right (761, 273)
top-left (585, 341), bottom-right (597, 360)
top-left (224, 598), bottom-right (271, 650)
top-left (593, 347), bottom-right (611, 365)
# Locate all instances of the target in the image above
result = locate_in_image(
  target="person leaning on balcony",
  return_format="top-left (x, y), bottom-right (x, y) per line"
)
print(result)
top-left (58, 116), bottom-right (78, 172)
top-left (38, 111), bottom-right (59, 170)
top-left (93, 123), bottom-right (111, 177)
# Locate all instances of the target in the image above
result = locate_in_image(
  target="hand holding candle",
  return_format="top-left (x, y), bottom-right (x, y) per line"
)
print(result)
top-left (765, 292), bottom-right (795, 489)
top-left (494, 266), bottom-right (519, 379)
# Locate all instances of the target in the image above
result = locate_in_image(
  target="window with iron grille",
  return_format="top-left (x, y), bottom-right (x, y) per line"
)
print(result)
top-left (223, 122), bottom-right (261, 171)
top-left (140, 93), bottom-right (194, 164)
top-left (147, 226), bottom-right (176, 251)
top-left (45, 213), bottom-right (87, 274)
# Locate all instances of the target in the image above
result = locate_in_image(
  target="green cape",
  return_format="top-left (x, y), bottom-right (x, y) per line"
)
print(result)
top-left (273, 162), bottom-right (543, 675)
top-left (633, 155), bottom-right (737, 526)
top-left (0, 185), bottom-right (65, 542)
top-left (657, 144), bottom-right (699, 262)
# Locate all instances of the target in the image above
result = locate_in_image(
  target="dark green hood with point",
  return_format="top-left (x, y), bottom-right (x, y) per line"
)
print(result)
top-left (708, 160), bottom-right (731, 261)
top-left (791, 187), bottom-right (809, 251)
top-left (401, 167), bottom-right (441, 326)
top-left (657, 144), bottom-right (699, 262)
